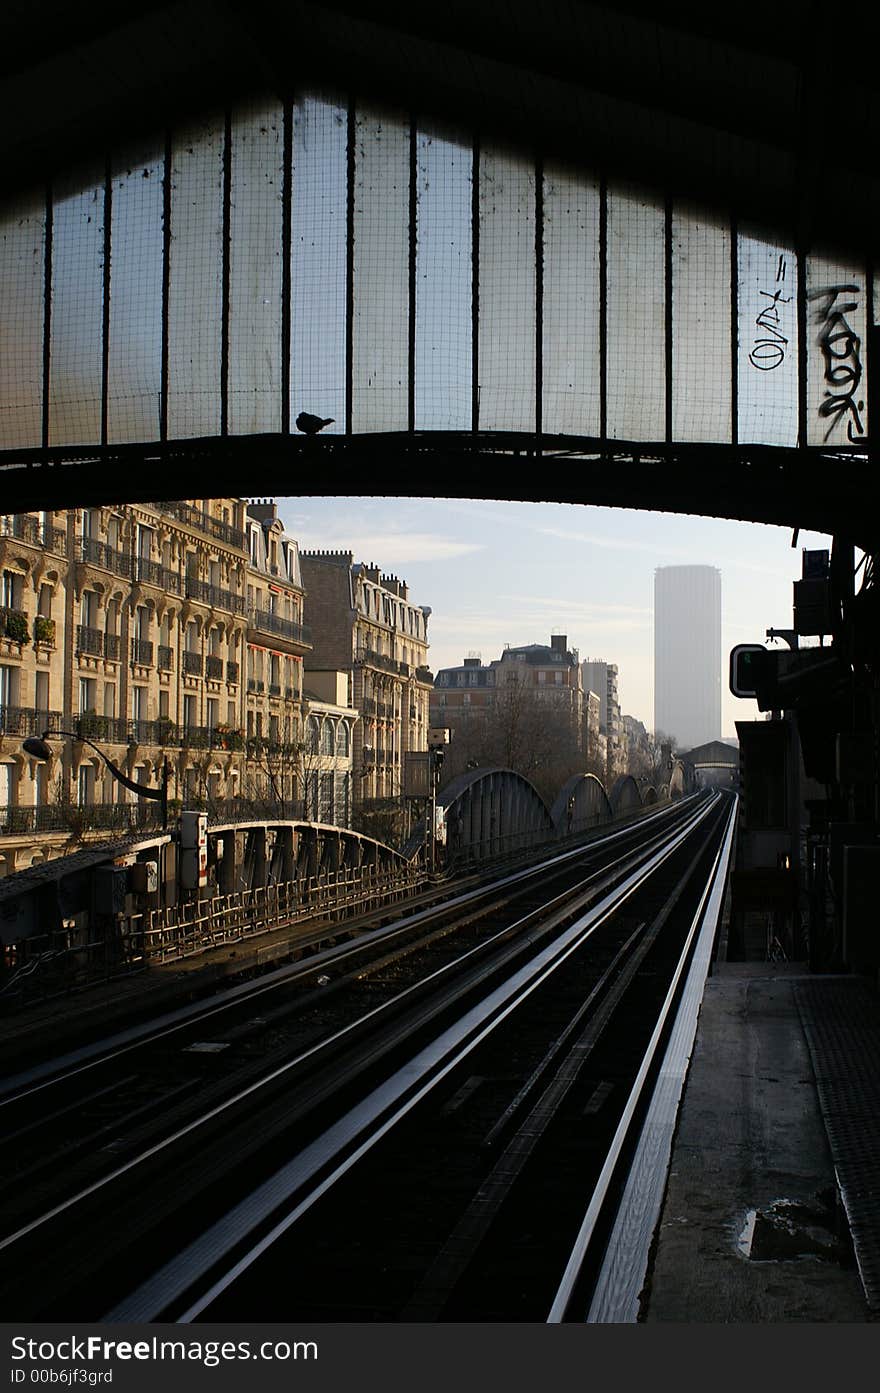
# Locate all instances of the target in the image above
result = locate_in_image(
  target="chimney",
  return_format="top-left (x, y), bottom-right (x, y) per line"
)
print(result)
top-left (550, 634), bottom-right (567, 654)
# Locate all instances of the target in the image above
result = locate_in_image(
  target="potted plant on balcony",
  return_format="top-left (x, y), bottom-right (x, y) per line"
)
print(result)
top-left (3, 610), bottom-right (30, 645)
top-left (33, 615), bottom-right (55, 646)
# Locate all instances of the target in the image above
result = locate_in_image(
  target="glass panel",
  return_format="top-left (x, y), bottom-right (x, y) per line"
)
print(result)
top-left (228, 100), bottom-right (283, 435)
top-left (49, 174), bottom-right (104, 446)
top-left (478, 148), bottom-right (536, 432)
top-left (672, 206), bottom-right (732, 443)
top-left (415, 128), bottom-right (472, 430)
top-left (107, 146), bottom-right (164, 444)
top-left (0, 193), bottom-right (45, 449)
top-left (168, 118), bottom-right (224, 439)
top-left (351, 107), bottom-right (410, 433)
top-left (542, 162), bottom-right (601, 436)
top-left (606, 182), bottom-right (665, 441)
top-left (805, 252), bottom-right (868, 448)
top-left (291, 93), bottom-right (347, 434)
top-left (737, 231), bottom-right (798, 447)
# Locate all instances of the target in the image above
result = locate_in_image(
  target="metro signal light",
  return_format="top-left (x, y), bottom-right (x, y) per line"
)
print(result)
top-left (729, 645), bottom-right (767, 699)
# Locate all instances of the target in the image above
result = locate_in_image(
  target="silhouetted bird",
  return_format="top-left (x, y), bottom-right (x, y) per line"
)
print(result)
top-left (296, 412), bottom-right (334, 435)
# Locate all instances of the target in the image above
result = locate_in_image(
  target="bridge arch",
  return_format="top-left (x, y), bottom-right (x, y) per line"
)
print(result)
top-left (608, 774), bottom-right (642, 816)
top-left (550, 774), bottom-right (614, 836)
top-left (438, 767), bottom-right (554, 867)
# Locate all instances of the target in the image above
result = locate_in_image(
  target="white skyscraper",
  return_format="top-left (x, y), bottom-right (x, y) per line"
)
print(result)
top-left (654, 566), bottom-right (721, 749)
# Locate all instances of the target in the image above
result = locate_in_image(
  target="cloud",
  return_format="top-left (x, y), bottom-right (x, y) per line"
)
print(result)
top-left (285, 523), bottom-right (483, 564)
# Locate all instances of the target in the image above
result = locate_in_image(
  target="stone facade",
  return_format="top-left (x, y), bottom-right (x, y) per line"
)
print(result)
top-left (299, 552), bottom-right (432, 807)
top-left (1, 499), bottom-right (311, 873)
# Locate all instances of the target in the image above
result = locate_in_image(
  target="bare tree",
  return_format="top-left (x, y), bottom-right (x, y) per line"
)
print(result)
top-left (440, 672), bottom-right (585, 806)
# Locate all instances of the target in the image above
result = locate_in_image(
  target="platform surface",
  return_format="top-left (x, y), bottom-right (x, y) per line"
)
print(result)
top-left (644, 963), bottom-right (879, 1323)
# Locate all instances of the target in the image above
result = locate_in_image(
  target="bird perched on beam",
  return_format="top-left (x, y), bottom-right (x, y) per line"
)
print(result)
top-left (296, 412), bottom-right (334, 434)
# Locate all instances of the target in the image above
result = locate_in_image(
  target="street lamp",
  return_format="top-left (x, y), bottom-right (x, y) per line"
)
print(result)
top-left (22, 730), bottom-right (170, 830)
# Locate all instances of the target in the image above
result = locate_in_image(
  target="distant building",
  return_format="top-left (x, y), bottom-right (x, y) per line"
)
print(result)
top-left (433, 635), bottom-right (585, 748)
top-left (299, 552), bottom-right (432, 808)
top-left (654, 565), bottom-right (721, 749)
top-left (580, 658), bottom-right (624, 780)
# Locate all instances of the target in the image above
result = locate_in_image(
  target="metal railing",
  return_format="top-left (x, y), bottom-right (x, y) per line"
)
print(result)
top-left (103, 632), bottom-right (121, 661)
top-left (1, 514), bottom-right (41, 546)
top-left (153, 502), bottom-right (246, 552)
top-left (157, 644), bottom-right (173, 670)
top-left (79, 538), bottom-right (136, 578)
top-left (0, 705), bottom-right (64, 737)
top-left (136, 557), bottom-right (183, 594)
top-left (226, 660), bottom-right (240, 683)
top-left (75, 624), bottom-right (104, 656)
top-left (205, 655), bottom-right (224, 680)
top-left (185, 577), bottom-right (248, 615)
top-left (248, 608), bottom-right (312, 645)
top-left (183, 651), bottom-right (202, 676)
top-left (141, 860), bottom-right (425, 966)
top-left (130, 638), bottom-right (154, 666)
top-left (0, 802), bottom-right (162, 835)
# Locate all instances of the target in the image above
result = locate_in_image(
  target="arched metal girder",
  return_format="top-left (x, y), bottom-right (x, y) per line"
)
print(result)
top-left (608, 774), bottom-right (643, 815)
top-left (207, 818), bottom-right (410, 889)
top-left (438, 767), bottom-right (555, 864)
top-left (550, 773), bottom-right (614, 835)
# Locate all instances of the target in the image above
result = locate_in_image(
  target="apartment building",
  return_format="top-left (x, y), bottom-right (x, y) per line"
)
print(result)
top-left (1, 498), bottom-right (312, 873)
top-left (434, 636), bottom-right (585, 744)
top-left (298, 552), bottom-right (432, 808)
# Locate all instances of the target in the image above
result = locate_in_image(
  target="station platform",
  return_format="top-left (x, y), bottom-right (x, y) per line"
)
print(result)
top-left (644, 962), bottom-right (880, 1322)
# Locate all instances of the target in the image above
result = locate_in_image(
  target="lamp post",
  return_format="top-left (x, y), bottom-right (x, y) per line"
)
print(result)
top-left (23, 730), bottom-right (170, 830)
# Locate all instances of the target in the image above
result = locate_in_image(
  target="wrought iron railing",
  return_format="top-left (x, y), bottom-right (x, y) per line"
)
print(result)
top-left (248, 608), bottom-right (312, 645)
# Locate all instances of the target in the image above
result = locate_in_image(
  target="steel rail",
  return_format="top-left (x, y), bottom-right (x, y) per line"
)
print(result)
top-left (546, 792), bottom-right (738, 1323)
top-left (0, 797), bottom-right (714, 1264)
top-left (0, 796), bottom-right (699, 1108)
top-left (103, 794), bottom-right (722, 1322)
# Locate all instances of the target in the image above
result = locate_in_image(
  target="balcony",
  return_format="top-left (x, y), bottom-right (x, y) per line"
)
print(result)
top-left (185, 577), bottom-right (247, 616)
top-left (153, 501), bottom-right (246, 552)
top-left (183, 651), bottom-right (203, 676)
top-left (0, 705), bottom-right (64, 738)
top-left (136, 557), bottom-right (183, 594)
top-left (356, 646), bottom-right (407, 676)
top-left (0, 802), bottom-right (162, 835)
top-left (76, 624), bottom-right (104, 657)
top-left (415, 666), bottom-right (434, 685)
top-left (103, 632), bottom-right (121, 661)
top-left (268, 682), bottom-right (282, 698)
top-left (79, 537), bottom-right (135, 579)
top-left (73, 714), bottom-right (133, 744)
top-left (247, 677), bottom-right (265, 694)
top-left (157, 644), bottom-right (173, 670)
top-left (1, 607), bottom-right (29, 645)
top-left (248, 608), bottom-right (312, 646)
top-left (1, 514), bottom-right (41, 546)
top-left (205, 654), bottom-right (224, 681)
top-left (226, 660), bottom-right (240, 684)
top-left (130, 638), bottom-right (154, 666)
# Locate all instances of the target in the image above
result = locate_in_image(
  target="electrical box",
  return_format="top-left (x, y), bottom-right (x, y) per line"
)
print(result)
top-left (180, 810), bottom-right (208, 889)
top-left (129, 860), bottom-right (159, 894)
top-left (94, 866), bottom-right (128, 915)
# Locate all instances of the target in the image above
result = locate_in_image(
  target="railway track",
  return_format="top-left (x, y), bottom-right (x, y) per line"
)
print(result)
top-left (0, 792), bottom-right (735, 1321)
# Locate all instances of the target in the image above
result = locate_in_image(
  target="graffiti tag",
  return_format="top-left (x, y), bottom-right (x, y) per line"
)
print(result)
top-left (748, 254), bottom-right (792, 372)
top-left (806, 282), bottom-right (866, 444)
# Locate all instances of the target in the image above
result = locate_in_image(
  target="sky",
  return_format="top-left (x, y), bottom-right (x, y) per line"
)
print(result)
top-left (277, 494), bottom-right (833, 740)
